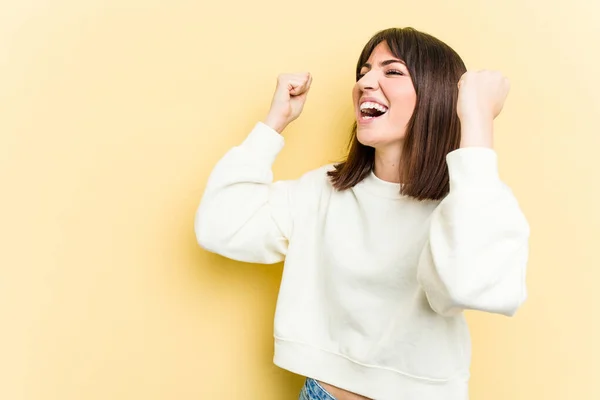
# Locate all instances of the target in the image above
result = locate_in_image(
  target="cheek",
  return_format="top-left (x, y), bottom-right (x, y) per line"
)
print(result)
top-left (388, 86), bottom-right (417, 119)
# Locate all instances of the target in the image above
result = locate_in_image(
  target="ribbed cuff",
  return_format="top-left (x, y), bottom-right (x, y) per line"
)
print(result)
top-left (240, 122), bottom-right (285, 164)
top-left (446, 147), bottom-right (500, 190)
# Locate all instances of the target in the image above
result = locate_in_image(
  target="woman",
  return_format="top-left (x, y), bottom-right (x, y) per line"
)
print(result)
top-left (195, 27), bottom-right (529, 400)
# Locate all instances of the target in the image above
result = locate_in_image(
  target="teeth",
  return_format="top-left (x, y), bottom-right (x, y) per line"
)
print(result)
top-left (360, 101), bottom-right (388, 113)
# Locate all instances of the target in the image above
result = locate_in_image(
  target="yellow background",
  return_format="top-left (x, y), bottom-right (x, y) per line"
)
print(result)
top-left (1, 0), bottom-right (598, 399)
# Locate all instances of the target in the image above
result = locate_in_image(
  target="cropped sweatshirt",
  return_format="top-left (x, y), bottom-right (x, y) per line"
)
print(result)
top-left (195, 122), bottom-right (530, 400)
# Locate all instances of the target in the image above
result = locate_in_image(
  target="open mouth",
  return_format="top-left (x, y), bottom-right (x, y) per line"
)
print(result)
top-left (360, 101), bottom-right (388, 120)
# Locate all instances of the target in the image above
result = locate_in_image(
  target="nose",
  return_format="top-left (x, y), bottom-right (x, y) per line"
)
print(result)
top-left (358, 70), bottom-right (380, 91)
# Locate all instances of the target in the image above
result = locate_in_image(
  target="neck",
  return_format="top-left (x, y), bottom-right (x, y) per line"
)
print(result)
top-left (373, 144), bottom-right (403, 183)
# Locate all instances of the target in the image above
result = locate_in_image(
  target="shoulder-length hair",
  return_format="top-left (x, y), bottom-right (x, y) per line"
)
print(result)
top-left (327, 27), bottom-right (467, 201)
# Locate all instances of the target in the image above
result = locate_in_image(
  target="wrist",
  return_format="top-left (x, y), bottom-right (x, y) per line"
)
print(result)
top-left (264, 114), bottom-right (288, 134)
top-left (459, 116), bottom-right (494, 148)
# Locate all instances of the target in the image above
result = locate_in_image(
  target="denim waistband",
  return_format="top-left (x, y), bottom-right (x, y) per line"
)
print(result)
top-left (299, 378), bottom-right (337, 400)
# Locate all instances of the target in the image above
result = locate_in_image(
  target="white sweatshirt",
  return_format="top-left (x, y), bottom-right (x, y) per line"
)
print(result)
top-left (195, 122), bottom-right (529, 400)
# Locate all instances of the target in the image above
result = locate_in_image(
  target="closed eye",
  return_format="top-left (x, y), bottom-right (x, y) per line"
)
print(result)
top-left (386, 69), bottom-right (404, 76)
top-left (356, 69), bottom-right (406, 80)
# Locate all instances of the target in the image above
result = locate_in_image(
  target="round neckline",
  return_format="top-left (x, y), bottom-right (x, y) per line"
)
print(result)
top-left (356, 170), bottom-right (405, 199)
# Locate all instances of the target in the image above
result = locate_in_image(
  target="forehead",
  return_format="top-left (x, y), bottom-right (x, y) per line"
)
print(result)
top-left (366, 41), bottom-right (396, 62)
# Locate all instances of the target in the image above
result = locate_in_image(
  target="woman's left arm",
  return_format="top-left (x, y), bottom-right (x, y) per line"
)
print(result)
top-left (416, 71), bottom-right (530, 317)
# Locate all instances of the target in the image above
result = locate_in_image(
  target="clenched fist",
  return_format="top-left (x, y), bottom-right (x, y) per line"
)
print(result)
top-left (457, 70), bottom-right (510, 148)
top-left (264, 73), bottom-right (312, 133)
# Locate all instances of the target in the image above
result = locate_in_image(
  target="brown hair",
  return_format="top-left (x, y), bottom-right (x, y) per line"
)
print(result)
top-left (327, 27), bottom-right (467, 201)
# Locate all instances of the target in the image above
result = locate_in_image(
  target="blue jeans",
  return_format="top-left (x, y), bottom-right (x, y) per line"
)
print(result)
top-left (299, 378), bottom-right (337, 400)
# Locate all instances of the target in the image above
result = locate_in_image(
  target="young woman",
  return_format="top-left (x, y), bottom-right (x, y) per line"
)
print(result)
top-left (195, 27), bottom-right (529, 400)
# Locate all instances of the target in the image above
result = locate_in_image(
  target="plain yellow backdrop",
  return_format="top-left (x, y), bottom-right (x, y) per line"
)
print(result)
top-left (1, 0), bottom-right (598, 399)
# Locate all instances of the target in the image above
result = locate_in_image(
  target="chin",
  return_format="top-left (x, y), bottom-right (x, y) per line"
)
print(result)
top-left (356, 132), bottom-right (378, 148)
top-left (356, 127), bottom-right (404, 149)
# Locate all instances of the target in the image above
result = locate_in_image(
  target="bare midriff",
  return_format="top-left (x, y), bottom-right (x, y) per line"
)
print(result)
top-left (317, 381), bottom-right (372, 400)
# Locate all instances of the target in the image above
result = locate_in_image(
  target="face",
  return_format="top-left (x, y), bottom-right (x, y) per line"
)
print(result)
top-left (352, 41), bottom-right (417, 149)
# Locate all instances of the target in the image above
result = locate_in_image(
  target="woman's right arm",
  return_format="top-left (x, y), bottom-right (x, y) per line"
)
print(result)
top-left (195, 73), bottom-right (313, 264)
top-left (195, 122), bottom-right (293, 264)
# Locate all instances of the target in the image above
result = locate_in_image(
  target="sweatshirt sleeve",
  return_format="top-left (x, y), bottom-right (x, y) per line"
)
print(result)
top-left (416, 147), bottom-right (530, 317)
top-left (194, 122), bottom-right (298, 264)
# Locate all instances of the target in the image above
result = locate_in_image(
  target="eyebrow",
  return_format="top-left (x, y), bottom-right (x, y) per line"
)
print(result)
top-left (361, 59), bottom-right (407, 69)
